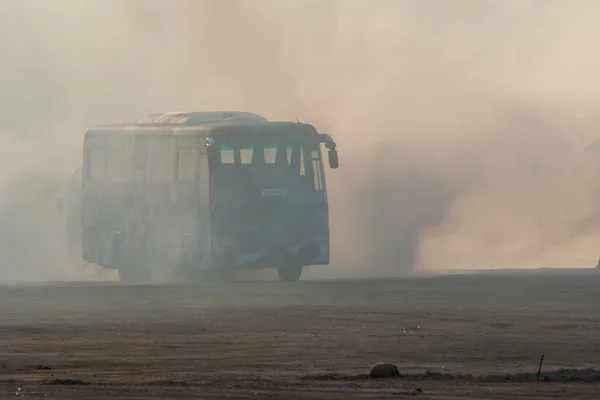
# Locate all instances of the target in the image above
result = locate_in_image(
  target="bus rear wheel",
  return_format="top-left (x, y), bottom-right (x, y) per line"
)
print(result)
top-left (276, 264), bottom-right (303, 282)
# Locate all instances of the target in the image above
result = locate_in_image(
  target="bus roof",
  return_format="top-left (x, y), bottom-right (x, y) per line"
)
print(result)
top-left (134, 111), bottom-right (268, 125)
top-left (85, 111), bottom-right (318, 138)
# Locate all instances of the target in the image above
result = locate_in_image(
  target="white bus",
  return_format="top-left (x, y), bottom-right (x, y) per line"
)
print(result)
top-left (79, 111), bottom-right (339, 283)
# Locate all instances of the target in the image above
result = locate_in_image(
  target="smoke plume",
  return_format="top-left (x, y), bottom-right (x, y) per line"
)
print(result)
top-left (1, 0), bottom-right (600, 280)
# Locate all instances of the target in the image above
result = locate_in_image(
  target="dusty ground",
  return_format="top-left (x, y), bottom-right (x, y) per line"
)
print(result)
top-left (1, 269), bottom-right (599, 399)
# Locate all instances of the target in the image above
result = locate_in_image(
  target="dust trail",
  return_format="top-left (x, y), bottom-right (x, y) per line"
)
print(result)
top-left (1, 1), bottom-right (600, 281)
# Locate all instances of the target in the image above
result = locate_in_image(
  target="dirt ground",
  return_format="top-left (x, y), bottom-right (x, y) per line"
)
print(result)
top-left (1, 269), bottom-right (599, 399)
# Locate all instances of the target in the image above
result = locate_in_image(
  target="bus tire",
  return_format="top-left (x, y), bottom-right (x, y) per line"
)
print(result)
top-left (276, 264), bottom-right (303, 282)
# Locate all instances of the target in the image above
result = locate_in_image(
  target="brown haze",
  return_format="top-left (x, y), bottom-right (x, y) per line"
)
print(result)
top-left (1, 0), bottom-right (600, 281)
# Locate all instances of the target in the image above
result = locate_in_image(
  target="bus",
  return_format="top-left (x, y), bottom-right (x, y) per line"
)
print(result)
top-left (80, 111), bottom-right (339, 283)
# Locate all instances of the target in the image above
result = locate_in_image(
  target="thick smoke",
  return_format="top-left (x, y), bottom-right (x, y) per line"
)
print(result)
top-left (1, 1), bottom-right (600, 280)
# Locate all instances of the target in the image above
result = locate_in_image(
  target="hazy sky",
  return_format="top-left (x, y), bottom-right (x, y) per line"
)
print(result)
top-left (1, 0), bottom-right (600, 280)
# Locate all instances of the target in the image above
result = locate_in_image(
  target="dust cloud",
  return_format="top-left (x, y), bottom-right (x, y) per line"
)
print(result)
top-left (1, 0), bottom-right (600, 281)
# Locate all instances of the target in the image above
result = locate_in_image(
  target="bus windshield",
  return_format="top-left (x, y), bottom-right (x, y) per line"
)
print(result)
top-left (211, 136), bottom-right (324, 209)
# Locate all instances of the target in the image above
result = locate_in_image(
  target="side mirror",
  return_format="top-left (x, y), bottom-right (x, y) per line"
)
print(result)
top-left (328, 150), bottom-right (339, 169)
top-left (56, 198), bottom-right (65, 215)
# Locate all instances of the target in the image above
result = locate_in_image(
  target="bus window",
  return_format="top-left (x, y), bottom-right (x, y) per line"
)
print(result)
top-left (219, 141), bottom-right (298, 166)
top-left (133, 167), bottom-right (145, 187)
top-left (219, 144), bottom-right (254, 164)
top-left (300, 146), bottom-right (306, 176)
top-left (287, 143), bottom-right (305, 176)
top-left (133, 137), bottom-right (150, 168)
top-left (220, 144), bottom-right (235, 164)
top-left (86, 147), bottom-right (107, 179)
top-left (264, 142), bottom-right (277, 164)
top-left (240, 145), bottom-right (253, 164)
top-left (106, 142), bottom-right (130, 183)
top-left (312, 150), bottom-right (323, 191)
top-left (176, 147), bottom-right (196, 181)
top-left (149, 139), bottom-right (174, 184)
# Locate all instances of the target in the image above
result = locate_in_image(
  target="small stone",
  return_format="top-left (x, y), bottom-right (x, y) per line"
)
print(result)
top-left (369, 362), bottom-right (401, 378)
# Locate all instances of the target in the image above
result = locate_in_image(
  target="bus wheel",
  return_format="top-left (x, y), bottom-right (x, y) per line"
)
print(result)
top-left (276, 264), bottom-right (303, 282)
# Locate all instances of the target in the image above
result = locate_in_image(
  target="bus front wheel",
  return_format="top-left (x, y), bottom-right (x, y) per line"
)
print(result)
top-left (276, 264), bottom-right (303, 282)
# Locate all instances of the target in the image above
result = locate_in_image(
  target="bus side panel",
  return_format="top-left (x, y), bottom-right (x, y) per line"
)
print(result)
top-left (310, 207), bottom-right (330, 265)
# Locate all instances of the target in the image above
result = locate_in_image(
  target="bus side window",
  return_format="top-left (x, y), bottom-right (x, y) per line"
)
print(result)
top-left (176, 147), bottom-right (196, 181)
top-left (133, 137), bottom-right (150, 168)
top-left (107, 142), bottom-right (130, 183)
top-left (86, 147), bottom-right (107, 179)
top-left (149, 139), bottom-right (174, 184)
